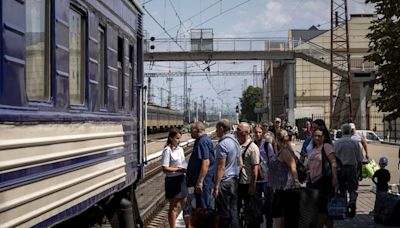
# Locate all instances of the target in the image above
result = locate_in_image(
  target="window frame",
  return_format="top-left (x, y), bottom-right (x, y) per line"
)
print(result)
top-left (117, 36), bottom-right (124, 111)
top-left (68, 5), bottom-right (87, 107)
top-left (25, 0), bottom-right (52, 104)
top-left (127, 44), bottom-right (134, 112)
top-left (98, 24), bottom-right (107, 111)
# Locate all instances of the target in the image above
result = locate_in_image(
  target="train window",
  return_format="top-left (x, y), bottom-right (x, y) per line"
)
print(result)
top-left (69, 8), bottom-right (86, 105)
top-left (98, 25), bottom-right (106, 109)
top-left (117, 36), bottom-right (124, 110)
top-left (127, 44), bottom-right (133, 111)
top-left (25, 0), bottom-right (51, 101)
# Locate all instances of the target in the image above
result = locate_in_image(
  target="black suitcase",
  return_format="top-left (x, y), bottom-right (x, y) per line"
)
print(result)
top-left (374, 191), bottom-right (400, 226)
top-left (283, 188), bottom-right (320, 228)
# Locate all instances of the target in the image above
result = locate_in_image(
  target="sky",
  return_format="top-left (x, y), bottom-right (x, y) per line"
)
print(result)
top-left (142, 0), bottom-right (375, 114)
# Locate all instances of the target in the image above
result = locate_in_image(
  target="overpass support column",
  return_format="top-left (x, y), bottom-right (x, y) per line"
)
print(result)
top-left (359, 84), bottom-right (367, 130)
top-left (287, 60), bottom-right (296, 125)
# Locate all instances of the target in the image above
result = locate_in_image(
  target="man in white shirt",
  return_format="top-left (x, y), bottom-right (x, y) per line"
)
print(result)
top-left (349, 123), bottom-right (369, 160)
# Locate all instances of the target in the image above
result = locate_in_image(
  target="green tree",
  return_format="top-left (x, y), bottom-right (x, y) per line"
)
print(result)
top-left (239, 86), bottom-right (263, 122)
top-left (365, 0), bottom-right (400, 120)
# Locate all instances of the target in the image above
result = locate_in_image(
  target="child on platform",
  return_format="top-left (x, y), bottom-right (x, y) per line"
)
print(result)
top-left (372, 157), bottom-right (391, 192)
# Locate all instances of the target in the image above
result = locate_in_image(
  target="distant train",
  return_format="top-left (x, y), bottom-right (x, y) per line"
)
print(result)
top-left (147, 105), bottom-right (184, 133)
top-left (1, 0), bottom-right (145, 227)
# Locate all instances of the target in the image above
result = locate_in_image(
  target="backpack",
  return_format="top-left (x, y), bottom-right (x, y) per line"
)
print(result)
top-left (258, 141), bottom-right (271, 180)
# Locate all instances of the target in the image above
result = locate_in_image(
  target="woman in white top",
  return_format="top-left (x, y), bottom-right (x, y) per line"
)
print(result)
top-left (161, 128), bottom-right (188, 228)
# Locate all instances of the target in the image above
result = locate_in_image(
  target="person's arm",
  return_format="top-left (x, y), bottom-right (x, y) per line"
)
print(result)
top-left (360, 135), bottom-right (369, 160)
top-left (248, 164), bottom-right (259, 195)
top-left (327, 152), bottom-right (338, 187)
top-left (248, 144), bottom-right (260, 195)
top-left (282, 149), bottom-right (300, 187)
top-left (372, 172), bottom-right (378, 185)
top-left (162, 166), bottom-right (182, 172)
top-left (213, 159), bottom-right (226, 198)
top-left (196, 142), bottom-right (211, 192)
top-left (196, 159), bottom-right (210, 192)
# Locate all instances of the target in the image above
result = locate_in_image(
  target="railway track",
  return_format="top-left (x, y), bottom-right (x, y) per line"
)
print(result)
top-left (146, 132), bottom-right (169, 143)
top-left (97, 129), bottom-right (215, 227)
top-left (138, 131), bottom-right (216, 227)
top-left (138, 146), bottom-right (193, 227)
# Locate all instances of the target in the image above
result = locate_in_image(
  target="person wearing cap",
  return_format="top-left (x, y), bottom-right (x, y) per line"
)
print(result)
top-left (269, 117), bottom-right (282, 136)
top-left (349, 123), bottom-right (369, 160)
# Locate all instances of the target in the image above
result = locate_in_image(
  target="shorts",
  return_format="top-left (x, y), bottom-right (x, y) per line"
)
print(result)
top-left (165, 175), bottom-right (188, 199)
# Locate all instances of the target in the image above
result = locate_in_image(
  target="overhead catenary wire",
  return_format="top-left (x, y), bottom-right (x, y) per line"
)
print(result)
top-left (156, 0), bottom-right (225, 37)
top-left (143, 5), bottom-right (220, 96)
top-left (167, 0), bottom-right (189, 39)
top-left (190, 0), bottom-right (251, 31)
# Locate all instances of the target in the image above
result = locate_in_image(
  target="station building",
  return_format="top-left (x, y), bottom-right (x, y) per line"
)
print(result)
top-left (263, 14), bottom-right (397, 138)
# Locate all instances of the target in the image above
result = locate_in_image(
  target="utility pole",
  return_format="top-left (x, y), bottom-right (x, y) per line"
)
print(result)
top-left (330, 0), bottom-right (352, 129)
top-left (166, 77), bottom-right (173, 108)
top-left (183, 62), bottom-right (188, 122)
top-left (253, 65), bottom-right (257, 87)
top-left (203, 99), bottom-right (206, 122)
top-left (159, 87), bottom-right (163, 107)
top-left (147, 77), bottom-right (152, 104)
top-left (188, 86), bottom-right (192, 123)
top-left (200, 95), bottom-right (203, 122)
top-left (194, 101), bottom-right (198, 122)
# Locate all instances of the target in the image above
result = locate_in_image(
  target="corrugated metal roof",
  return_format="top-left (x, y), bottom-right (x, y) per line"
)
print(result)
top-left (290, 26), bottom-right (328, 46)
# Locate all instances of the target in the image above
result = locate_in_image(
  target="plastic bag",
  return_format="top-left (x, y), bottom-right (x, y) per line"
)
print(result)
top-left (362, 159), bottom-right (379, 178)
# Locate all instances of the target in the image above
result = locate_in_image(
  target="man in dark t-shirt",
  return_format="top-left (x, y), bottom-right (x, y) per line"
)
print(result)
top-left (187, 121), bottom-right (216, 208)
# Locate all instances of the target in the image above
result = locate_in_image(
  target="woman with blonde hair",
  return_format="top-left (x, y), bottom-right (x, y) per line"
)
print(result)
top-left (268, 129), bottom-right (300, 228)
top-left (161, 128), bottom-right (189, 228)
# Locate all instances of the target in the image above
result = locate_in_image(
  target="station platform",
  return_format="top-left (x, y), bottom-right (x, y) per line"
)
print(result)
top-left (175, 183), bottom-right (391, 228)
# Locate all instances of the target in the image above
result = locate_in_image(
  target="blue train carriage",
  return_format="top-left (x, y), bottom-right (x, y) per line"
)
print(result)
top-left (0, 0), bottom-right (145, 227)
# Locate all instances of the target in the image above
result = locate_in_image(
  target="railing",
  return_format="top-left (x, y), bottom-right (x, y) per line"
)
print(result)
top-left (145, 37), bottom-right (376, 71)
top-left (145, 37), bottom-right (298, 52)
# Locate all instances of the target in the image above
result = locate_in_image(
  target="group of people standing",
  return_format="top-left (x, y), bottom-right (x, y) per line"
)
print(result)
top-left (161, 118), bottom-right (369, 228)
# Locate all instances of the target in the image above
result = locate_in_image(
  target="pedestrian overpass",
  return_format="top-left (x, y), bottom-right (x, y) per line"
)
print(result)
top-left (143, 37), bottom-right (374, 126)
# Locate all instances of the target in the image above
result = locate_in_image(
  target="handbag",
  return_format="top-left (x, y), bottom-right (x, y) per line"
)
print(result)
top-left (245, 196), bottom-right (264, 222)
top-left (295, 156), bottom-right (307, 183)
top-left (327, 192), bottom-right (347, 220)
top-left (321, 146), bottom-right (332, 178)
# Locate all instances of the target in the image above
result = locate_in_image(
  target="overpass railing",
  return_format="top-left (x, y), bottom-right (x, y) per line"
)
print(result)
top-left (145, 37), bottom-right (298, 52)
